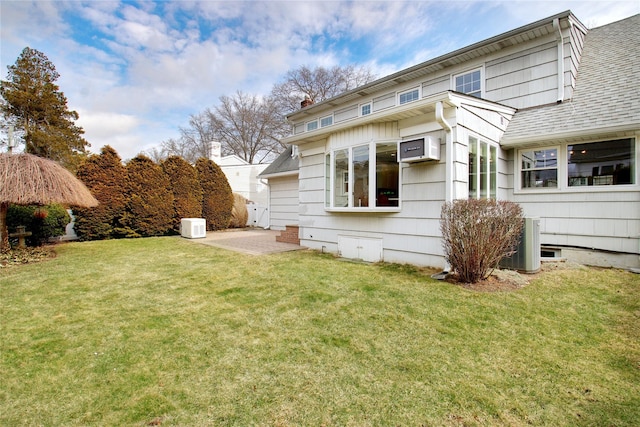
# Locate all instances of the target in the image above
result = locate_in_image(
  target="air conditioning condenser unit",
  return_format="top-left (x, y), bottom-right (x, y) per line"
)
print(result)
top-left (499, 217), bottom-right (540, 273)
top-left (181, 218), bottom-right (206, 239)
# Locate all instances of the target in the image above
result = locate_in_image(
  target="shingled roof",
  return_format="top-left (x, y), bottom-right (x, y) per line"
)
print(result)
top-left (502, 14), bottom-right (640, 147)
top-left (258, 145), bottom-right (299, 178)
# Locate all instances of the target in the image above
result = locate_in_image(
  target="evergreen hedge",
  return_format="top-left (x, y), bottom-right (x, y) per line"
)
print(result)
top-left (74, 146), bottom-right (128, 240)
top-left (161, 156), bottom-right (203, 232)
top-left (196, 158), bottom-right (233, 230)
top-left (122, 155), bottom-right (174, 237)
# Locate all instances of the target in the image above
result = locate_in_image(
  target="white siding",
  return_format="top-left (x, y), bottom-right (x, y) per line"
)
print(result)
top-left (268, 175), bottom-right (299, 231)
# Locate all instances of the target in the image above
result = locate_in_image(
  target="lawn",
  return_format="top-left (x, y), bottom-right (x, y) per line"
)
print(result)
top-left (1, 237), bottom-right (639, 426)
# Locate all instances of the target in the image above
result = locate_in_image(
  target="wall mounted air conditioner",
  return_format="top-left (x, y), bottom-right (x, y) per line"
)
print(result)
top-left (181, 218), bottom-right (206, 239)
top-left (499, 217), bottom-right (541, 273)
top-left (398, 136), bottom-right (440, 163)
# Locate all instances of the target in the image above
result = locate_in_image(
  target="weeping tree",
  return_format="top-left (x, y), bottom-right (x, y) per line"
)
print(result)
top-left (0, 47), bottom-right (89, 172)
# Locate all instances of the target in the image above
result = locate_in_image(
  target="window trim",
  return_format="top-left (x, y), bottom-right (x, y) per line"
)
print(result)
top-left (360, 102), bottom-right (372, 116)
top-left (515, 137), bottom-right (638, 194)
top-left (325, 139), bottom-right (402, 212)
top-left (468, 135), bottom-right (499, 199)
top-left (320, 115), bottom-right (333, 128)
top-left (398, 87), bottom-right (420, 105)
top-left (306, 120), bottom-right (318, 132)
top-left (452, 67), bottom-right (484, 98)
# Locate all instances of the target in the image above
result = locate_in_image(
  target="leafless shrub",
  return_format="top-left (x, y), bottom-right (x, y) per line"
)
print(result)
top-left (440, 199), bottom-right (524, 283)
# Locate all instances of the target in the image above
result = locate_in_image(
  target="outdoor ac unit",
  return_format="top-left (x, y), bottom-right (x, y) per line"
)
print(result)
top-left (180, 218), bottom-right (206, 239)
top-left (398, 136), bottom-right (440, 163)
top-left (499, 217), bottom-right (541, 273)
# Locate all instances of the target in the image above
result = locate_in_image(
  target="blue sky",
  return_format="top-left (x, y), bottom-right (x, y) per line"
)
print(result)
top-left (1, 0), bottom-right (638, 161)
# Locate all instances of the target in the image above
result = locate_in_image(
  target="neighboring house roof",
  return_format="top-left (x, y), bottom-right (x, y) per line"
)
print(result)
top-left (502, 14), bottom-right (640, 147)
top-left (258, 146), bottom-right (299, 178)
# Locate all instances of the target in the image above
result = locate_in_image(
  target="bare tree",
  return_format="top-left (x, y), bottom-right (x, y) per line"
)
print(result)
top-left (270, 65), bottom-right (376, 114)
top-left (207, 91), bottom-right (288, 164)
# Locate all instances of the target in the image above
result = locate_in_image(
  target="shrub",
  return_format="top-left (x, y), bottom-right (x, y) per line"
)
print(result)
top-left (229, 193), bottom-right (249, 228)
top-left (196, 158), bottom-right (233, 230)
top-left (161, 156), bottom-right (203, 232)
top-left (122, 155), bottom-right (174, 237)
top-left (440, 199), bottom-right (523, 283)
top-left (7, 204), bottom-right (70, 246)
top-left (74, 146), bottom-right (128, 240)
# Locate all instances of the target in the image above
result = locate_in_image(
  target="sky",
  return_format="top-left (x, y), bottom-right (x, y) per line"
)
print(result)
top-left (1, 0), bottom-right (638, 161)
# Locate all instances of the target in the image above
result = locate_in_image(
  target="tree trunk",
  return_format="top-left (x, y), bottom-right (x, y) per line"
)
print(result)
top-left (0, 202), bottom-right (9, 253)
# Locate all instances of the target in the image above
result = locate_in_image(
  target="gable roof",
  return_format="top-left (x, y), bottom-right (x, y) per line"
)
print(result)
top-left (258, 145), bottom-right (299, 178)
top-left (287, 10), bottom-right (584, 122)
top-left (502, 14), bottom-right (640, 147)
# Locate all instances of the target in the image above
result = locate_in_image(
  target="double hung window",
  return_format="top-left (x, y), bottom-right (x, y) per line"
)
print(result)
top-left (520, 148), bottom-right (558, 188)
top-left (326, 142), bottom-right (399, 209)
top-left (455, 69), bottom-right (482, 98)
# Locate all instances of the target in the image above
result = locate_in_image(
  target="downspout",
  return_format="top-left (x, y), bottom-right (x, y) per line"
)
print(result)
top-left (435, 100), bottom-right (453, 202)
top-left (553, 18), bottom-right (565, 103)
top-left (435, 100), bottom-right (454, 277)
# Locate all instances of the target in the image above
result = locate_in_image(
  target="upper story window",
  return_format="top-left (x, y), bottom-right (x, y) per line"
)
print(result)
top-left (306, 120), bottom-right (318, 132)
top-left (320, 115), bottom-right (333, 127)
top-left (455, 69), bottom-right (482, 98)
top-left (325, 141), bottom-right (399, 210)
top-left (469, 136), bottom-right (498, 199)
top-left (521, 148), bottom-right (558, 189)
top-left (399, 88), bottom-right (419, 105)
top-left (518, 138), bottom-right (635, 190)
top-left (361, 103), bottom-right (371, 116)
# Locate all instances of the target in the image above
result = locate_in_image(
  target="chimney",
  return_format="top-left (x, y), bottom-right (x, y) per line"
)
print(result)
top-left (301, 95), bottom-right (314, 109)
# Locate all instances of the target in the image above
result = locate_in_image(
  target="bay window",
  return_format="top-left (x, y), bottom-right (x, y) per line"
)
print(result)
top-left (326, 141), bottom-right (399, 209)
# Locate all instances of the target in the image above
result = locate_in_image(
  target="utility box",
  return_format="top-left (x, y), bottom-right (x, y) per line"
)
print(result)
top-left (181, 218), bottom-right (206, 239)
top-left (500, 217), bottom-right (540, 273)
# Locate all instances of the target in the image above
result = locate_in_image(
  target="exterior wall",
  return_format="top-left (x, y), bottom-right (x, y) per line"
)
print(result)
top-left (220, 162), bottom-right (269, 206)
top-left (296, 101), bottom-right (513, 269)
top-left (504, 145), bottom-right (640, 268)
top-left (267, 174), bottom-right (299, 231)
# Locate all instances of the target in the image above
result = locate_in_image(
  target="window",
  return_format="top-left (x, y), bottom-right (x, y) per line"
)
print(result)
top-left (361, 103), bottom-right (371, 116)
top-left (320, 115), bottom-right (333, 127)
top-left (520, 148), bottom-right (558, 189)
top-left (306, 120), bottom-right (318, 132)
top-left (399, 88), bottom-right (419, 105)
top-left (469, 136), bottom-right (498, 199)
top-left (326, 141), bottom-right (399, 209)
top-left (455, 69), bottom-right (482, 98)
top-left (568, 138), bottom-right (634, 186)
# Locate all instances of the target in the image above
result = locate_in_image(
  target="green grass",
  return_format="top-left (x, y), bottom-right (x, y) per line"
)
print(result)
top-left (1, 237), bottom-right (639, 426)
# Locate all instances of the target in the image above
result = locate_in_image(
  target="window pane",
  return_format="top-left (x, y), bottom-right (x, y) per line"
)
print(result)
top-left (334, 149), bottom-right (348, 207)
top-left (469, 137), bottom-right (477, 198)
top-left (353, 145), bottom-right (369, 207)
top-left (490, 145), bottom-right (497, 199)
top-left (325, 153), bottom-right (331, 207)
top-left (568, 138), bottom-right (634, 186)
top-left (480, 141), bottom-right (488, 198)
top-left (520, 148), bottom-right (558, 189)
top-left (376, 143), bottom-right (399, 207)
top-left (321, 116), bottom-right (333, 127)
top-left (361, 104), bottom-right (371, 115)
top-left (307, 121), bottom-right (318, 131)
top-left (399, 89), bottom-right (419, 105)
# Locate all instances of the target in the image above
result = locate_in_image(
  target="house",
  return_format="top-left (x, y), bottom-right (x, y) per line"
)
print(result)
top-left (266, 11), bottom-right (640, 269)
top-left (258, 145), bottom-right (300, 231)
